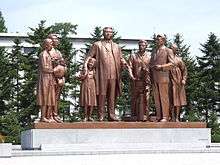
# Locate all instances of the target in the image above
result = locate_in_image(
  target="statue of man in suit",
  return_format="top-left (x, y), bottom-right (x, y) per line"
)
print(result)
top-left (84, 27), bottom-right (127, 121)
top-left (150, 34), bottom-right (175, 122)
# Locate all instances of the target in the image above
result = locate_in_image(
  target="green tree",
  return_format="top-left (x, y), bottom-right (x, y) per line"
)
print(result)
top-left (197, 33), bottom-right (220, 142)
top-left (7, 39), bottom-right (23, 112)
top-left (0, 11), bottom-right (22, 143)
top-left (85, 26), bottom-right (102, 49)
top-left (0, 11), bottom-right (7, 32)
top-left (197, 33), bottom-right (220, 121)
top-left (0, 11), bottom-right (8, 115)
top-left (0, 38), bottom-right (25, 143)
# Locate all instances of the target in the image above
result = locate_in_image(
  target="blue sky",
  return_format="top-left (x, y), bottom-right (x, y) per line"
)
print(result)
top-left (1, 0), bottom-right (220, 57)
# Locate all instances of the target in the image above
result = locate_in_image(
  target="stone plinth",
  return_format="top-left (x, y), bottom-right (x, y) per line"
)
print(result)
top-left (0, 143), bottom-right (12, 157)
top-left (21, 122), bottom-right (210, 150)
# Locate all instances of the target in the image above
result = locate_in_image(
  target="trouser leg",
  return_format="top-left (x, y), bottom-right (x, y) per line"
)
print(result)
top-left (83, 105), bottom-right (88, 121)
top-left (175, 106), bottom-right (181, 122)
top-left (98, 94), bottom-right (105, 120)
top-left (145, 89), bottom-right (150, 121)
top-left (40, 106), bottom-right (50, 122)
top-left (158, 83), bottom-right (170, 120)
top-left (106, 79), bottom-right (116, 119)
top-left (153, 83), bottom-right (162, 121)
top-left (88, 106), bottom-right (94, 121)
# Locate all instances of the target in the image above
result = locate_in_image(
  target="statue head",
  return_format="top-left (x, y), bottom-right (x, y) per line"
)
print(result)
top-left (87, 58), bottom-right (96, 69)
top-left (43, 38), bottom-right (53, 51)
top-left (103, 27), bottom-right (113, 40)
top-left (156, 34), bottom-right (166, 47)
top-left (48, 33), bottom-right (60, 48)
top-left (138, 40), bottom-right (148, 53)
top-left (171, 43), bottom-right (179, 55)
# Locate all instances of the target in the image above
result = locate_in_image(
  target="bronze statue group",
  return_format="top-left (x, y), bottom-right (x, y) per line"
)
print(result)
top-left (37, 27), bottom-right (187, 123)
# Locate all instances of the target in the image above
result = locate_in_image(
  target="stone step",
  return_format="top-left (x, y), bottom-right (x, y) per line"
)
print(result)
top-left (40, 143), bottom-right (208, 151)
top-left (12, 143), bottom-right (220, 157)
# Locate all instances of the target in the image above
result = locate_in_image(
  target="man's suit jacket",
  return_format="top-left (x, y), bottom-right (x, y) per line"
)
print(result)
top-left (87, 40), bottom-right (123, 96)
top-left (150, 46), bottom-right (174, 83)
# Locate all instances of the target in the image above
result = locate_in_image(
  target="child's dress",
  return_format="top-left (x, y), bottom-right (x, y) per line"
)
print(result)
top-left (80, 70), bottom-right (97, 106)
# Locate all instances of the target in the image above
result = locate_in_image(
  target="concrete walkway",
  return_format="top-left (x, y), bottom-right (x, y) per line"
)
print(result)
top-left (1, 153), bottom-right (220, 165)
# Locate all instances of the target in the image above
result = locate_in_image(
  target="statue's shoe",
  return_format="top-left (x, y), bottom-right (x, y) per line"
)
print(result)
top-left (160, 118), bottom-right (168, 122)
top-left (54, 116), bottom-right (63, 123)
top-left (108, 117), bottom-right (119, 122)
top-left (98, 116), bottom-right (104, 122)
top-left (40, 117), bottom-right (50, 123)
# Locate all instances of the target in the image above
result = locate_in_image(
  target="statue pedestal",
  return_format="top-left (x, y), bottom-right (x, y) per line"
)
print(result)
top-left (0, 143), bottom-right (12, 157)
top-left (21, 122), bottom-right (210, 151)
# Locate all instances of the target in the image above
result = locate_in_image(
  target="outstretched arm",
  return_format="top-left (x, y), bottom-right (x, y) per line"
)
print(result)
top-left (84, 44), bottom-right (97, 72)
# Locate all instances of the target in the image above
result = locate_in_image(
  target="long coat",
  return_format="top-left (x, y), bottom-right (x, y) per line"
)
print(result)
top-left (170, 56), bottom-right (187, 106)
top-left (37, 50), bottom-right (56, 106)
top-left (86, 40), bottom-right (123, 96)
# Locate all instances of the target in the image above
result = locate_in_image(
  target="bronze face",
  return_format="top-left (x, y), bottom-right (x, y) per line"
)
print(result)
top-left (43, 38), bottom-right (53, 51)
top-left (139, 42), bottom-right (147, 53)
top-left (103, 27), bottom-right (113, 40)
top-left (48, 34), bottom-right (60, 47)
top-left (156, 37), bottom-right (165, 47)
top-left (87, 58), bottom-right (95, 70)
top-left (171, 44), bottom-right (178, 55)
top-left (51, 36), bottom-right (59, 47)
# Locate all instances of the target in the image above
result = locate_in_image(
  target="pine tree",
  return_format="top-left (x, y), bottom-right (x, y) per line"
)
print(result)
top-left (197, 33), bottom-right (220, 141)
top-left (28, 20), bottom-right (52, 46)
top-left (0, 112), bottom-right (23, 144)
top-left (0, 38), bottom-right (24, 143)
top-left (85, 26), bottom-right (102, 50)
top-left (0, 11), bottom-right (7, 32)
top-left (0, 11), bottom-right (22, 143)
top-left (149, 33), bottom-right (170, 49)
top-left (197, 33), bottom-right (220, 120)
top-left (0, 11), bottom-right (8, 115)
top-left (7, 39), bottom-right (23, 112)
